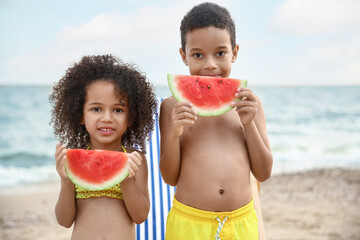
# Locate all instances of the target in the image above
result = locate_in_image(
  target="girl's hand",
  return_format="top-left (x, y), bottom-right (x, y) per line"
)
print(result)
top-left (231, 88), bottom-right (258, 126)
top-left (170, 102), bottom-right (197, 137)
top-left (55, 142), bottom-right (70, 182)
top-left (127, 151), bottom-right (142, 178)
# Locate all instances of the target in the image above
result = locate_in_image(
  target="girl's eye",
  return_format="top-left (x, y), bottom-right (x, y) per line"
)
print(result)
top-left (193, 53), bottom-right (202, 58)
top-left (114, 108), bottom-right (123, 113)
top-left (92, 107), bottom-right (101, 112)
top-left (217, 51), bottom-right (226, 57)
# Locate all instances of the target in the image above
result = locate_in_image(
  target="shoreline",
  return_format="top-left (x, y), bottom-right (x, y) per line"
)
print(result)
top-left (1, 167), bottom-right (359, 240)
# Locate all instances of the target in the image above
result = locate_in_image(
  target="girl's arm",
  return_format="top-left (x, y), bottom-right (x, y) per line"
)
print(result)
top-left (159, 97), bottom-right (196, 186)
top-left (54, 143), bottom-right (76, 228)
top-left (232, 89), bottom-right (273, 182)
top-left (121, 151), bottom-right (150, 224)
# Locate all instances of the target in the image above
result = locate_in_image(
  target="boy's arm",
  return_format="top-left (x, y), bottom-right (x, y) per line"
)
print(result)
top-left (54, 143), bottom-right (76, 228)
top-left (245, 97), bottom-right (273, 181)
top-left (159, 97), bottom-right (196, 186)
top-left (121, 151), bottom-right (150, 224)
top-left (233, 89), bottom-right (273, 182)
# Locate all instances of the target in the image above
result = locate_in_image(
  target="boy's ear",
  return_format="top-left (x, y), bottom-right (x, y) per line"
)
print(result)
top-left (231, 44), bottom-right (239, 63)
top-left (179, 48), bottom-right (188, 66)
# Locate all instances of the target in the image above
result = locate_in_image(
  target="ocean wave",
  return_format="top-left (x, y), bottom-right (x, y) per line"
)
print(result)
top-left (0, 152), bottom-right (53, 168)
top-left (0, 165), bottom-right (58, 187)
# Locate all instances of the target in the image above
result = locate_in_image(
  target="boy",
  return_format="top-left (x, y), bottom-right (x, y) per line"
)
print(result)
top-left (159, 2), bottom-right (272, 240)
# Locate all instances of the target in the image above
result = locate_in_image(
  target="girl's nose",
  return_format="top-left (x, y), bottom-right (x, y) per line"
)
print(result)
top-left (101, 111), bottom-right (113, 122)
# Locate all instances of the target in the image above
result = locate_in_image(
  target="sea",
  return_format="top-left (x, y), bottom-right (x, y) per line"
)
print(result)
top-left (0, 85), bottom-right (359, 187)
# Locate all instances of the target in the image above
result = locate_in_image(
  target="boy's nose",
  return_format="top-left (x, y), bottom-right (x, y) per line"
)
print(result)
top-left (204, 56), bottom-right (217, 70)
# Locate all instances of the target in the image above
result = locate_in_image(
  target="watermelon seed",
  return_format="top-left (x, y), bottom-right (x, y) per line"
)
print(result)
top-left (207, 85), bottom-right (210, 89)
top-left (218, 80), bottom-right (222, 83)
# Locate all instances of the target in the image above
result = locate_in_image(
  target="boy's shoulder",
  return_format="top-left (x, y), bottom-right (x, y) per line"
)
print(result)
top-left (160, 96), bottom-right (176, 108)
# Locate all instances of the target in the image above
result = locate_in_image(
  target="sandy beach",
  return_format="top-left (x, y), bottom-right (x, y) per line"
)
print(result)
top-left (0, 167), bottom-right (359, 240)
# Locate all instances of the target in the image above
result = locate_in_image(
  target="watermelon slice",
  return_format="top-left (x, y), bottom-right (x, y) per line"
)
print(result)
top-left (167, 74), bottom-right (247, 116)
top-left (65, 149), bottom-right (129, 191)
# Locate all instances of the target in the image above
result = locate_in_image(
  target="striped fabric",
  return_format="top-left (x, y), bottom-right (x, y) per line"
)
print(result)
top-left (136, 98), bottom-right (176, 240)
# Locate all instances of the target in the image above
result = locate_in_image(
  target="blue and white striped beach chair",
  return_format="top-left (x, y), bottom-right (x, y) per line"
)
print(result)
top-left (136, 99), bottom-right (176, 240)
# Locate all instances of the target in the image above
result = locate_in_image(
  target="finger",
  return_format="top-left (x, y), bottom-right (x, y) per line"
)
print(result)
top-left (56, 148), bottom-right (67, 165)
top-left (235, 106), bottom-right (257, 114)
top-left (235, 88), bottom-right (256, 101)
top-left (173, 105), bottom-right (197, 116)
top-left (127, 160), bottom-right (137, 178)
top-left (129, 152), bottom-right (142, 166)
top-left (231, 100), bottom-right (257, 108)
top-left (128, 168), bottom-right (135, 178)
top-left (55, 143), bottom-right (66, 158)
top-left (173, 111), bottom-right (197, 121)
top-left (175, 101), bottom-right (193, 108)
top-left (128, 160), bottom-right (140, 173)
top-left (56, 153), bottom-right (68, 174)
top-left (174, 119), bottom-right (196, 127)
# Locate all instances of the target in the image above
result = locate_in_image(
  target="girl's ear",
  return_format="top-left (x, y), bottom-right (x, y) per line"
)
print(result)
top-left (179, 48), bottom-right (188, 66)
top-left (80, 116), bottom-right (84, 125)
top-left (231, 44), bottom-right (239, 63)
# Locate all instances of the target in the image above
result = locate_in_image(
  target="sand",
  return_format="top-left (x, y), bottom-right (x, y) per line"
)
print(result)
top-left (0, 168), bottom-right (359, 240)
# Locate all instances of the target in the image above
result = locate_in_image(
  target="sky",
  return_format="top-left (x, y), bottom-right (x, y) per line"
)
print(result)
top-left (0, 0), bottom-right (359, 86)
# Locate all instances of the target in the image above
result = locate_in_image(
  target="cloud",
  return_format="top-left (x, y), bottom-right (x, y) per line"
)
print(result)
top-left (269, 0), bottom-right (360, 36)
top-left (2, 0), bottom-right (232, 85)
top-left (261, 0), bottom-right (360, 85)
top-left (0, 2), bottom-right (184, 84)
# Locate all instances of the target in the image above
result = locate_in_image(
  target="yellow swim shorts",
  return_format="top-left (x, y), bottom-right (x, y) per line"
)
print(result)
top-left (165, 197), bottom-right (258, 240)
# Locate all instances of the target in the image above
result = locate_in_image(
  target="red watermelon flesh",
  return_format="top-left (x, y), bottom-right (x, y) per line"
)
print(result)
top-left (168, 74), bottom-right (247, 116)
top-left (65, 149), bottom-right (129, 191)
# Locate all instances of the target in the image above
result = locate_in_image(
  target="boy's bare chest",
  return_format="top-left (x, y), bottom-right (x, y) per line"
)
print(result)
top-left (180, 110), bottom-right (245, 146)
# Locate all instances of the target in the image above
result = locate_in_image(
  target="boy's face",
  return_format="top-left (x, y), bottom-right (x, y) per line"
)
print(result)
top-left (179, 26), bottom-right (238, 78)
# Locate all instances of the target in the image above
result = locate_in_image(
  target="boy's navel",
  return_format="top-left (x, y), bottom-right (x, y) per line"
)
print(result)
top-left (219, 188), bottom-right (224, 194)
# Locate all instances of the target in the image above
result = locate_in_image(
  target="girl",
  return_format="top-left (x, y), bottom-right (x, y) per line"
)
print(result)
top-left (49, 55), bottom-right (157, 240)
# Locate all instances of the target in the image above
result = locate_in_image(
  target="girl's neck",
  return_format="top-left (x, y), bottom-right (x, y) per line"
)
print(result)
top-left (89, 142), bottom-right (125, 152)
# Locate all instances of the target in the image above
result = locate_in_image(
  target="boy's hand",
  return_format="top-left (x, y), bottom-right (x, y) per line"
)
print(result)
top-left (127, 151), bottom-right (142, 178)
top-left (170, 102), bottom-right (197, 137)
top-left (231, 88), bottom-right (258, 126)
top-left (55, 142), bottom-right (71, 183)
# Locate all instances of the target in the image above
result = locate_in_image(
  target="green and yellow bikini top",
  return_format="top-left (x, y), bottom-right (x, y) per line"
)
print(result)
top-left (75, 146), bottom-right (126, 200)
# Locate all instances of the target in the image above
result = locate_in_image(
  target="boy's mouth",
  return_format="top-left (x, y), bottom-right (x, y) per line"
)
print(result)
top-left (205, 74), bottom-right (222, 78)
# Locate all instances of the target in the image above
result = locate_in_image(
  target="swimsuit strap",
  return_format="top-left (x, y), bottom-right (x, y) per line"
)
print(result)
top-left (86, 145), bottom-right (127, 153)
top-left (122, 145), bottom-right (127, 153)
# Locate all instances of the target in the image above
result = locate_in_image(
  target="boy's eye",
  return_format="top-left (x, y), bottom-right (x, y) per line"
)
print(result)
top-left (91, 107), bottom-right (101, 112)
top-left (114, 108), bottom-right (123, 113)
top-left (217, 51), bottom-right (226, 57)
top-left (193, 53), bottom-right (202, 58)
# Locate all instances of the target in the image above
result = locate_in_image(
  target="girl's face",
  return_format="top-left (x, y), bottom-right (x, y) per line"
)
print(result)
top-left (179, 26), bottom-right (239, 78)
top-left (81, 80), bottom-right (129, 151)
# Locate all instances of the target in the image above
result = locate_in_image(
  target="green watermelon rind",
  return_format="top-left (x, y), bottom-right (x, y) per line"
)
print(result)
top-left (168, 74), bottom-right (248, 116)
top-left (65, 151), bottom-right (130, 191)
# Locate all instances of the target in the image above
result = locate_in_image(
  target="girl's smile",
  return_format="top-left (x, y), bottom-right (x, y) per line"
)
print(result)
top-left (98, 126), bottom-right (116, 135)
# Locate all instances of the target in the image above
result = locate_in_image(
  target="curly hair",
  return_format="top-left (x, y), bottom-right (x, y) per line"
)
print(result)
top-left (180, 2), bottom-right (236, 51)
top-left (49, 54), bottom-right (157, 153)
